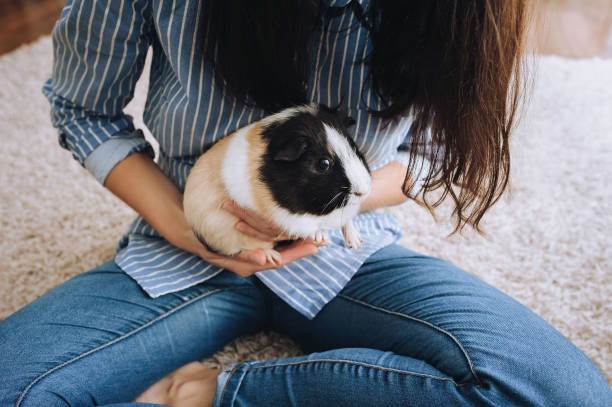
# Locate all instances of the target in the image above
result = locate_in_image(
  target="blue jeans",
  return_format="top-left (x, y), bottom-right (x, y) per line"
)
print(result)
top-left (1, 245), bottom-right (610, 406)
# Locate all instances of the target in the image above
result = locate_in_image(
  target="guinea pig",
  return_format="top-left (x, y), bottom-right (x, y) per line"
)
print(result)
top-left (183, 103), bottom-right (372, 265)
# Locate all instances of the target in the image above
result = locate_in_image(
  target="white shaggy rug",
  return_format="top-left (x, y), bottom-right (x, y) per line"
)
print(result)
top-left (1, 37), bottom-right (610, 384)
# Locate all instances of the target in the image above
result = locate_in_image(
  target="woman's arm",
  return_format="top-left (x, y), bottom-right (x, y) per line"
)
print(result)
top-left (104, 152), bottom-right (202, 255)
top-left (42, 0), bottom-right (154, 186)
top-left (359, 161), bottom-right (410, 213)
top-left (104, 152), bottom-right (317, 277)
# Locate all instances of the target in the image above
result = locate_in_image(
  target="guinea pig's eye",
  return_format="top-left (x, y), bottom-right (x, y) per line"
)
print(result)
top-left (317, 157), bottom-right (331, 172)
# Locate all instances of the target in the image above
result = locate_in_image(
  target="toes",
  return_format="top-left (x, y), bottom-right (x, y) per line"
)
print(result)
top-left (341, 222), bottom-right (361, 250)
top-left (313, 230), bottom-right (329, 245)
top-left (349, 237), bottom-right (362, 250)
top-left (264, 249), bottom-right (282, 266)
top-left (345, 233), bottom-right (362, 249)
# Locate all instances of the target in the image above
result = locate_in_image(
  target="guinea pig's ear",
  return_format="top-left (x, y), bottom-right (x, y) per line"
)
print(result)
top-left (344, 116), bottom-right (356, 128)
top-left (320, 103), bottom-right (355, 128)
top-left (273, 137), bottom-right (308, 162)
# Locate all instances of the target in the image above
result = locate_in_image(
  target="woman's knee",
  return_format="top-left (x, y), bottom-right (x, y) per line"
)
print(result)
top-left (478, 361), bottom-right (611, 406)
top-left (471, 319), bottom-right (612, 406)
top-left (344, 245), bottom-right (612, 405)
top-left (0, 264), bottom-right (265, 407)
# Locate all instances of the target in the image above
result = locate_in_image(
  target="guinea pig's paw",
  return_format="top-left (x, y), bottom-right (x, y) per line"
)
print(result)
top-left (342, 222), bottom-right (362, 250)
top-left (313, 230), bottom-right (329, 246)
top-left (263, 249), bottom-right (283, 266)
top-left (345, 234), bottom-right (362, 250)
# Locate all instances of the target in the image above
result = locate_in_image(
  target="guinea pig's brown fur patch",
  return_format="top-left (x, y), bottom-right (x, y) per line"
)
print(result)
top-left (183, 125), bottom-right (276, 255)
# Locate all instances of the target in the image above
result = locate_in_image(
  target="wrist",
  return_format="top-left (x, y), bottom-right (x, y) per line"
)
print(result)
top-left (174, 226), bottom-right (210, 259)
top-left (360, 161), bottom-right (408, 212)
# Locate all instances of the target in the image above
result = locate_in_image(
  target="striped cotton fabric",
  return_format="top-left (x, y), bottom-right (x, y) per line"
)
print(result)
top-left (43, 0), bottom-right (419, 319)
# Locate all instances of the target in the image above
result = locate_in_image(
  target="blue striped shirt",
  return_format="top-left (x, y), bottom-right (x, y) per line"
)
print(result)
top-left (43, 0), bottom-right (425, 319)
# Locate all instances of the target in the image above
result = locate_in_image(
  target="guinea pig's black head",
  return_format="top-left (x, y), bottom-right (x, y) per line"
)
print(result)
top-left (259, 104), bottom-right (371, 216)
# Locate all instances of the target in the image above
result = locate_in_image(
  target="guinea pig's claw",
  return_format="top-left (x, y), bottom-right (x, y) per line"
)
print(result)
top-left (342, 222), bottom-right (362, 250)
top-left (313, 230), bottom-right (329, 246)
top-left (345, 235), bottom-right (362, 250)
top-left (264, 249), bottom-right (283, 266)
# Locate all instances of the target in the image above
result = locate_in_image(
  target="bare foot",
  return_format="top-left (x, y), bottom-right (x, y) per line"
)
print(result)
top-left (135, 361), bottom-right (221, 407)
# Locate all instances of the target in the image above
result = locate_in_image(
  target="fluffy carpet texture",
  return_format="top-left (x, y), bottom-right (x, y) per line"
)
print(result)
top-left (1, 37), bottom-right (610, 384)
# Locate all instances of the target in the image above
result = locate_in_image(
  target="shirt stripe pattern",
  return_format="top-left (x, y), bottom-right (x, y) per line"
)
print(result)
top-left (43, 0), bottom-right (413, 319)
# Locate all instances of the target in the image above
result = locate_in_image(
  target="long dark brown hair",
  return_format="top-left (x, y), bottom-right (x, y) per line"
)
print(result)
top-left (202, 0), bottom-right (530, 232)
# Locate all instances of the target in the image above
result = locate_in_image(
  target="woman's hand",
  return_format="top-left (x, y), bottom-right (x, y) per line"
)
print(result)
top-left (161, 205), bottom-right (318, 277)
top-left (222, 201), bottom-right (295, 242)
top-left (104, 152), bottom-right (317, 278)
top-left (204, 239), bottom-right (317, 277)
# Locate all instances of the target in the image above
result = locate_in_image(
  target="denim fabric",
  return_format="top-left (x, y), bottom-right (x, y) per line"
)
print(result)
top-left (1, 245), bottom-right (610, 406)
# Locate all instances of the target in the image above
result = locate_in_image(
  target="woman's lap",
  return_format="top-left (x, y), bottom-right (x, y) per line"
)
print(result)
top-left (0, 262), bottom-right (267, 406)
top-left (1, 245), bottom-right (610, 406)
top-left (241, 245), bottom-right (611, 406)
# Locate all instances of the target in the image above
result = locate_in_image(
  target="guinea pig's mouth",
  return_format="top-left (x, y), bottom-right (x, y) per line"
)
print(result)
top-left (344, 193), bottom-right (366, 208)
top-left (324, 190), bottom-right (349, 211)
top-left (322, 188), bottom-right (366, 215)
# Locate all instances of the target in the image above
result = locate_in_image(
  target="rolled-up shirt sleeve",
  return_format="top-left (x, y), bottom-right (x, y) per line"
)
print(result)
top-left (42, 0), bottom-right (153, 185)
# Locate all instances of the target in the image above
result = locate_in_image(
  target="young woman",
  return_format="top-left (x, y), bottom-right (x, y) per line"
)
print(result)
top-left (2, 0), bottom-right (610, 406)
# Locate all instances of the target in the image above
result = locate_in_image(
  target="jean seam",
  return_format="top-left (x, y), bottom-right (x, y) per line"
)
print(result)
top-left (218, 365), bottom-right (239, 407)
top-left (218, 360), bottom-right (476, 407)
top-left (336, 293), bottom-right (483, 386)
top-left (14, 285), bottom-right (251, 407)
top-left (248, 359), bottom-right (475, 388)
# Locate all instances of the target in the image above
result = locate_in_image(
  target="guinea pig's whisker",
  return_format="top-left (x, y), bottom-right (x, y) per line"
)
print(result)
top-left (321, 190), bottom-right (346, 213)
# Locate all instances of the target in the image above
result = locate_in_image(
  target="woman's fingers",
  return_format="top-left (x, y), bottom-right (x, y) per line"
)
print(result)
top-left (207, 249), bottom-right (266, 274)
top-left (222, 200), bottom-right (285, 239)
top-left (234, 248), bottom-right (268, 265)
top-left (235, 221), bottom-right (292, 242)
top-left (276, 239), bottom-right (318, 263)
top-left (235, 241), bottom-right (317, 270)
top-left (207, 201), bottom-right (318, 276)
top-left (207, 240), bottom-right (318, 277)
top-left (235, 221), bottom-right (275, 242)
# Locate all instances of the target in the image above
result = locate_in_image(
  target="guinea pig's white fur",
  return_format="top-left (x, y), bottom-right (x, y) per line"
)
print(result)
top-left (183, 104), bottom-right (371, 264)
